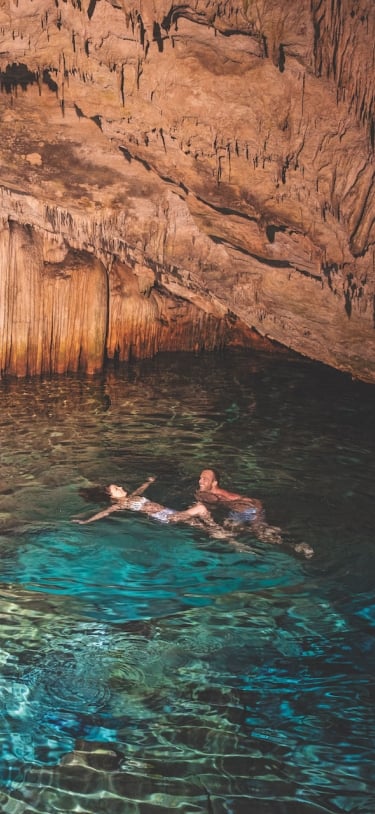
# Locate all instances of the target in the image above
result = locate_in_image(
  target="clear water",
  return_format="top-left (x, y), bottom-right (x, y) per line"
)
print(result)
top-left (0, 350), bottom-right (374, 814)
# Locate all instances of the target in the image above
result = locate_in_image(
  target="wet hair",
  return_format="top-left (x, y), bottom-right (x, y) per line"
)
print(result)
top-left (78, 485), bottom-right (109, 504)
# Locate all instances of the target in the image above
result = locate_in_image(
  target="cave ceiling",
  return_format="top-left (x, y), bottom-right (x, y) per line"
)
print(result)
top-left (0, 0), bottom-right (374, 381)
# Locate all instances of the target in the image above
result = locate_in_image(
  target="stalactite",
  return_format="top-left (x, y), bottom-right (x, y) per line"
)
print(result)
top-left (0, 209), bottom-right (257, 377)
top-left (120, 63), bottom-right (125, 105)
top-left (0, 221), bottom-right (107, 377)
top-left (311, 0), bottom-right (374, 147)
top-left (42, 249), bottom-right (107, 374)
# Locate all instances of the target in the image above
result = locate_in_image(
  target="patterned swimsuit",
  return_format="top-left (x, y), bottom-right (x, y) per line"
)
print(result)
top-left (127, 496), bottom-right (177, 523)
top-left (228, 506), bottom-right (258, 523)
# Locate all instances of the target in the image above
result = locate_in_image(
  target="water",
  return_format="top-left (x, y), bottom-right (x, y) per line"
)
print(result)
top-left (0, 350), bottom-right (374, 813)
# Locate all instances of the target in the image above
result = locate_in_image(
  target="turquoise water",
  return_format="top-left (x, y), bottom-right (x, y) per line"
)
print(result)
top-left (0, 350), bottom-right (374, 813)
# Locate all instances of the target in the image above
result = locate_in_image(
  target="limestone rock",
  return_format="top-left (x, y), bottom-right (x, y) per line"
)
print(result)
top-left (0, 0), bottom-right (373, 381)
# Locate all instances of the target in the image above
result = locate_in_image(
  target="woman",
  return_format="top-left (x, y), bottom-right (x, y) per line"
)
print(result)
top-left (72, 477), bottom-right (222, 531)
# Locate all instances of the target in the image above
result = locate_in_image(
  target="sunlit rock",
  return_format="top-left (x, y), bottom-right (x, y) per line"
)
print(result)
top-left (0, 0), bottom-right (373, 381)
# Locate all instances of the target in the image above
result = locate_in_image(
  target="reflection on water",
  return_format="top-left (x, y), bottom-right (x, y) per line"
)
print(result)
top-left (0, 350), bottom-right (374, 813)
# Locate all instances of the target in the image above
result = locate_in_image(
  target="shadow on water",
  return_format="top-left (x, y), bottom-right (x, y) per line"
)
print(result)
top-left (0, 350), bottom-right (374, 813)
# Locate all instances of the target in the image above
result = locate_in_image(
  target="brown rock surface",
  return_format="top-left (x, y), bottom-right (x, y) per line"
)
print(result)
top-left (0, 0), bottom-right (373, 380)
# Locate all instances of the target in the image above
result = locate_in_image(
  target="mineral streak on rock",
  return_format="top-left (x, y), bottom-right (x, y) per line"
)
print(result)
top-left (0, 1), bottom-right (373, 381)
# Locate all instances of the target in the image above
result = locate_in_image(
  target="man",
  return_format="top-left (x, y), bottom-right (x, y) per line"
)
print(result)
top-left (195, 469), bottom-right (315, 556)
top-left (196, 469), bottom-right (263, 516)
top-left (195, 468), bottom-right (286, 544)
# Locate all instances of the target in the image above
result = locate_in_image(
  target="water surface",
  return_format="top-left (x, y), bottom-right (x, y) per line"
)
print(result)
top-left (0, 350), bottom-right (374, 813)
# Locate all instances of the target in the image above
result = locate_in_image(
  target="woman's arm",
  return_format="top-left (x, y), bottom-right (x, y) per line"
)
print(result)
top-left (72, 477), bottom-right (155, 525)
top-left (72, 503), bottom-right (122, 524)
top-left (129, 476), bottom-right (156, 497)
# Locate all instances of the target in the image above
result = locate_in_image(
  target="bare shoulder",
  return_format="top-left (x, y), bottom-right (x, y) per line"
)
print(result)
top-left (230, 497), bottom-right (263, 510)
top-left (215, 487), bottom-right (243, 501)
top-left (214, 487), bottom-right (260, 505)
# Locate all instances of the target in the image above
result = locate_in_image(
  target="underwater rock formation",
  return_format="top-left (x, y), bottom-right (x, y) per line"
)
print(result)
top-left (0, 0), bottom-right (373, 380)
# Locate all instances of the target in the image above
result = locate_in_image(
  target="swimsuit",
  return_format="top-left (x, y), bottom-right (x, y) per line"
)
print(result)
top-left (228, 506), bottom-right (258, 524)
top-left (150, 508), bottom-right (177, 523)
top-left (127, 497), bottom-right (176, 523)
top-left (127, 496), bottom-right (148, 510)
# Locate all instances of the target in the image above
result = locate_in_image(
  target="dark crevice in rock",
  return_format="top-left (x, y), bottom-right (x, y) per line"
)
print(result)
top-left (266, 224), bottom-right (287, 243)
top-left (153, 22), bottom-right (164, 52)
top-left (43, 69), bottom-right (58, 93)
top-left (118, 146), bottom-right (151, 171)
top-left (209, 234), bottom-right (293, 268)
top-left (119, 145), bottom-right (132, 162)
top-left (297, 267), bottom-right (322, 281)
top-left (196, 195), bottom-right (258, 223)
top-left (87, 0), bottom-right (97, 20)
top-left (91, 114), bottom-right (102, 130)
top-left (278, 44), bottom-right (286, 72)
top-left (322, 263), bottom-right (338, 291)
top-left (349, 174), bottom-right (375, 256)
top-left (0, 63), bottom-right (37, 93)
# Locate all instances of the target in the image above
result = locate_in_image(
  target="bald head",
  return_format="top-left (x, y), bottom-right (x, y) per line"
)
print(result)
top-left (198, 469), bottom-right (219, 492)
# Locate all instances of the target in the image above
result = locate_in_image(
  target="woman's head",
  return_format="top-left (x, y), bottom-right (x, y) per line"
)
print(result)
top-left (106, 484), bottom-right (128, 500)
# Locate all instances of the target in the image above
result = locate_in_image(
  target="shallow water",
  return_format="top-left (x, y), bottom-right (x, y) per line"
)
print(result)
top-left (0, 350), bottom-right (374, 813)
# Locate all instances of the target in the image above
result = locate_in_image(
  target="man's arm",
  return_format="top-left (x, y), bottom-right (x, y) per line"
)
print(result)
top-left (170, 501), bottom-right (214, 523)
top-left (171, 502), bottom-right (239, 543)
top-left (196, 489), bottom-right (262, 511)
top-left (194, 490), bottom-right (221, 504)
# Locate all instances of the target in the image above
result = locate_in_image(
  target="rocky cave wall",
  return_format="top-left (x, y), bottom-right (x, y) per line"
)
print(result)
top-left (0, 0), bottom-right (373, 381)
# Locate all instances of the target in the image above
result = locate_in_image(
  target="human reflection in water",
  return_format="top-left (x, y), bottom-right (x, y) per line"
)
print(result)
top-left (195, 469), bottom-right (314, 557)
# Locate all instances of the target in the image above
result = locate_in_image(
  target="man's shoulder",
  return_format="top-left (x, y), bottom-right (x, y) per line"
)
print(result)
top-left (214, 487), bottom-right (245, 501)
top-left (215, 489), bottom-right (263, 509)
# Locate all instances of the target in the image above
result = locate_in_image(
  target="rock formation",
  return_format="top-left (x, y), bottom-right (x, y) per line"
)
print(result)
top-left (0, 0), bottom-right (374, 381)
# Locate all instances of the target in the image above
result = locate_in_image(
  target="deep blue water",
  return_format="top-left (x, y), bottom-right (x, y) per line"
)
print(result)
top-left (0, 350), bottom-right (374, 813)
